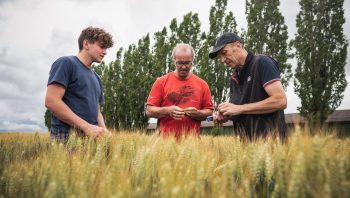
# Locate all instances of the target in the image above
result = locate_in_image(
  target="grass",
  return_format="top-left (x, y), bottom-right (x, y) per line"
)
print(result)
top-left (0, 129), bottom-right (349, 198)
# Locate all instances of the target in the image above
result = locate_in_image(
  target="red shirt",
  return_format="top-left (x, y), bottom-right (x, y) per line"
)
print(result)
top-left (147, 72), bottom-right (213, 138)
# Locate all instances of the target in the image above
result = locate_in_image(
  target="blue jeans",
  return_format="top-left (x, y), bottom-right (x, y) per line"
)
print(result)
top-left (50, 127), bottom-right (70, 144)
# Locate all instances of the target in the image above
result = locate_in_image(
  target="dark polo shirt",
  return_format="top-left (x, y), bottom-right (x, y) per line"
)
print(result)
top-left (229, 52), bottom-right (287, 140)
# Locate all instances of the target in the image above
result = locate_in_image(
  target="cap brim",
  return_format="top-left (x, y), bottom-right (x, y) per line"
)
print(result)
top-left (209, 44), bottom-right (225, 59)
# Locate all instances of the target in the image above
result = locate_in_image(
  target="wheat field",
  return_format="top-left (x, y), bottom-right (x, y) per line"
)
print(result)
top-left (0, 128), bottom-right (349, 198)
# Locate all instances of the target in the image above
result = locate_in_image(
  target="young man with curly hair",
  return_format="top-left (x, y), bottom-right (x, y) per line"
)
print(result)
top-left (45, 26), bottom-right (114, 143)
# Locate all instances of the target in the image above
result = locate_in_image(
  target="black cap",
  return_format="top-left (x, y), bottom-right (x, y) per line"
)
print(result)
top-left (209, 32), bottom-right (242, 59)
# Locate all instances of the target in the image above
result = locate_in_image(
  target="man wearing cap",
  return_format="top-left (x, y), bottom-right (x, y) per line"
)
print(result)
top-left (209, 32), bottom-right (287, 141)
top-left (146, 43), bottom-right (214, 140)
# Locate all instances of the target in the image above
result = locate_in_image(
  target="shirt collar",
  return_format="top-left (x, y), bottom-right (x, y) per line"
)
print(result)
top-left (236, 51), bottom-right (254, 78)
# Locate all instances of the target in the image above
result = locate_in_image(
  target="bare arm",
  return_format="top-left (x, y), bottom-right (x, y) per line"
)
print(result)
top-left (146, 105), bottom-right (186, 120)
top-left (146, 105), bottom-right (170, 118)
top-left (97, 104), bottom-right (106, 129)
top-left (45, 83), bottom-right (104, 138)
top-left (146, 105), bottom-right (213, 121)
top-left (184, 107), bottom-right (213, 121)
top-left (97, 104), bottom-right (112, 137)
top-left (218, 81), bottom-right (287, 117)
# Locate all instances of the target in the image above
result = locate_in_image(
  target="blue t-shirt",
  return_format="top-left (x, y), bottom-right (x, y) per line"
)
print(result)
top-left (47, 56), bottom-right (104, 131)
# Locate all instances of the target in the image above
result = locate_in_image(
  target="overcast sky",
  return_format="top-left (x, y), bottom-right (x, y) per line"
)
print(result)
top-left (0, 0), bottom-right (349, 132)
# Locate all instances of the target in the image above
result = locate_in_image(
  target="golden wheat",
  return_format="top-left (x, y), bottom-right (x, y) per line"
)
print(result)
top-left (0, 129), bottom-right (349, 197)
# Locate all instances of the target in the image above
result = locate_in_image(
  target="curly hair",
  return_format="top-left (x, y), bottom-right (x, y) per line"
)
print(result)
top-left (78, 26), bottom-right (114, 50)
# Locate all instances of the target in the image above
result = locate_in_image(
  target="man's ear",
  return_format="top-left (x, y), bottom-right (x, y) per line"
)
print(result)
top-left (238, 42), bottom-right (244, 48)
top-left (82, 40), bottom-right (90, 49)
top-left (232, 42), bottom-right (241, 48)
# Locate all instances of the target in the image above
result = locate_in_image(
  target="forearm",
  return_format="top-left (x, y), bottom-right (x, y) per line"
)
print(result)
top-left (146, 105), bottom-right (170, 118)
top-left (241, 95), bottom-right (287, 114)
top-left (191, 109), bottom-right (213, 121)
top-left (46, 99), bottom-right (89, 130)
top-left (97, 111), bottom-right (106, 129)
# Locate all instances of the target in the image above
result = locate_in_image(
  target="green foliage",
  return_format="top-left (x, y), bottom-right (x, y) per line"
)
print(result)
top-left (245, 0), bottom-right (292, 88)
top-left (1, 131), bottom-right (349, 197)
top-left (166, 12), bottom-right (203, 73)
top-left (210, 124), bottom-right (225, 136)
top-left (176, 12), bottom-right (202, 48)
top-left (197, 0), bottom-right (238, 107)
top-left (293, 0), bottom-right (348, 123)
top-left (101, 37), bottom-right (153, 130)
top-left (152, 27), bottom-right (170, 76)
top-left (123, 35), bottom-right (153, 129)
top-left (44, 109), bottom-right (51, 131)
top-left (101, 49), bottom-right (124, 129)
top-left (92, 61), bottom-right (105, 77)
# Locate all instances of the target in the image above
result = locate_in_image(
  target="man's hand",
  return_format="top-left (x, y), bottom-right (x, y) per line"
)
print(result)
top-left (213, 111), bottom-right (229, 123)
top-left (218, 102), bottom-right (243, 117)
top-left (184, 107), bottom-right (201, 118)
top-left (103, 128), bottom-right (112, 138)
top-left (166, 106), bottom-right (185, 120)
top-left (82, 124), bottom-right (105, 139)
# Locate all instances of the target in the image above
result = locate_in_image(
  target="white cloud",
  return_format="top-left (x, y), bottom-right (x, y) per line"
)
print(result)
top-left (338, 76), bottom-right (350, 109)
top-left (0, 0), bottom-right (349, 131)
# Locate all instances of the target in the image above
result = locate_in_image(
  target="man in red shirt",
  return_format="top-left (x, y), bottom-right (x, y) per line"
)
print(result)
top-left (146, 43), bottom-right (214, 140)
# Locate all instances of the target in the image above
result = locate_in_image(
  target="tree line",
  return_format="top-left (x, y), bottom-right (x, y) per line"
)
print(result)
top-left (45, 0), bottom-right (348, 130)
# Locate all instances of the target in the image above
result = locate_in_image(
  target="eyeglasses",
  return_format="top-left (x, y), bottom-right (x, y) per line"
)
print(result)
top-left (175, 61), bottom-right (193, 66)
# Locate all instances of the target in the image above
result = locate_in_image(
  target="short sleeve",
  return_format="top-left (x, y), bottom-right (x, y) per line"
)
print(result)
top-left (259, 56), bottom-right (281, 87)
top-left (47, 57), bottom-right (72, 88)
top-left (146, 78), bottom-right (163, 107)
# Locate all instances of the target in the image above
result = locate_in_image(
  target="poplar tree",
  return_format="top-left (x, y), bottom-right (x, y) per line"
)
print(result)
top-left (44, 109), bottom-right (51, 131)
top-left (122, 35), bottom-right (152, 129)
top-left (168, 18), bottom-right (180, 72)
top-left (197, 0), bottom-right (238, 106)
top-left (102, 49), bottom-right (124, 129)
top-left (293, 0), bottom-right (348, 123)
top-left (151, 27), bottom-right (170, 78)
top-left (177, 12), bottom-right (201, 47)
top-left (166, 12), bottom-right (202, 72)
top-left (245, 0), bottom-right (292, 88)
top-left (177, 12), bottom-right (202, 74)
